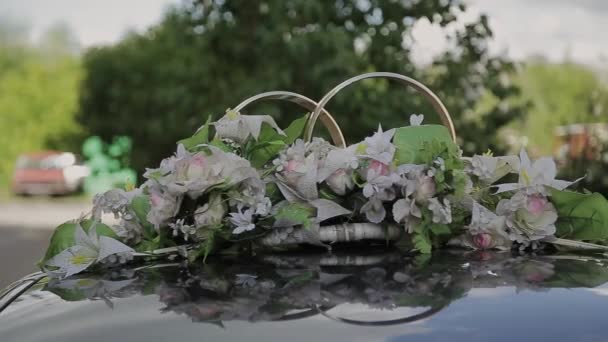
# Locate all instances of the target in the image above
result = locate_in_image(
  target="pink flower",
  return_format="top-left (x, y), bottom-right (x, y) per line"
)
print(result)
top-left (527, 195), bottom-right (548, 215)
top-left (150, 193), bottom-right (162, 207)
top-left (368, 160), bottom-right (390, 177)
top-left (285, 159), bottom-right (301, 173)
top-left (414, 175), bottom-right (436, 202)
top-left (472, 233), bottom-right (494, 249)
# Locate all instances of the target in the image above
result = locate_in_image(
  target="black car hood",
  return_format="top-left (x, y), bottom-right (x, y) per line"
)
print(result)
top-left (2, 250), bottom-right (608, 342)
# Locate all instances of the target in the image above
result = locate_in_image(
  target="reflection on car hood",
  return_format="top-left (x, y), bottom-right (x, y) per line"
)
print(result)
top-left (2, 250), bottom-right (608, 342)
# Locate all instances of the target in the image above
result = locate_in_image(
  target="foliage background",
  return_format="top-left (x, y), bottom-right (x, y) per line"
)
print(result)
top-left (0, 20), bottom-right (82, 191)
top-left (73, 0), bottom-right (524, 177)
top-left (1, 0), bottom-right (607, 194)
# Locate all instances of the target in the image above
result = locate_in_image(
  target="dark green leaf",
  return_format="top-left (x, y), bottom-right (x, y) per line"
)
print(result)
top-left (393, 125), bottom-right (455, 165)
top-left (178, 116), bottom-right (212, 150)
top-left (551, 189), bottom-right (608, 241)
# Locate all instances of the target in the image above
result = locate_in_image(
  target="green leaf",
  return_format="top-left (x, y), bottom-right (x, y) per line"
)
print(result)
top-left (249, 115), bottom-right (307, 168)
top-left (134, 239), bottom-right (160, 252)
top-left (130, 195), bottom-right (157, 240)
top-left (40, 219), bottom-right (117, 265)
top-left (282, 115), bottom-right (308, 144)
top-left (178, 115), bottom-right (212, 150)
top-left (413, 231), bottom-right (432, 254)
top-left (274, 202), bottom-right (314, 229)
top-left (429, 223), bottom-right (451, 236)
top-left (208, 136), bottom-right (232, 152)
top-left (393, 125), bottom-right (455, 165)
top-left (551, 189), bottom-right (608, 241)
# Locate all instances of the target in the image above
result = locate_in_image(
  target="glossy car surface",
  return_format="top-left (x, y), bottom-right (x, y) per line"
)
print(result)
top-left (11, 151), bottom-right (89, 195)
top-left (2, 250), bottom-right (608, 341)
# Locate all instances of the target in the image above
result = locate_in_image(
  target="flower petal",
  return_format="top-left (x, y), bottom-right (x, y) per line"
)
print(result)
top-left (310, 199), bottom-right (351, 222)
top-left (97, 236), bottom-right (134, 261)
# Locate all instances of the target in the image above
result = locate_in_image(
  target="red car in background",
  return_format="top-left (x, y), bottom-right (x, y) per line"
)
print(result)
top-left (11, 151), bottom-right (90, 196)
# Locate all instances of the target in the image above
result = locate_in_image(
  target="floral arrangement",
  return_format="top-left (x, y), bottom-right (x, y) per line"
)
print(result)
top-left (40, 106), bottom-right (608, 279)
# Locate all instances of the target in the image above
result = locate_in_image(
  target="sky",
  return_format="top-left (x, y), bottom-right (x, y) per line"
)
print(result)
top-left (1, 0), bottom-right (607, 65)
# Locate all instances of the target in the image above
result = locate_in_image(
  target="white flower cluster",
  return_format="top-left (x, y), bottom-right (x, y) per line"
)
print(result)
top-left (453, 149), bottom-right (575, 250)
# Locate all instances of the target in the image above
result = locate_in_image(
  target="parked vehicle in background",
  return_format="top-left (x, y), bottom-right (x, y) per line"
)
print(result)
top-left (554, 123), bottom-right (608, 195)
top-left (11, 151), bottom-right (90, 196)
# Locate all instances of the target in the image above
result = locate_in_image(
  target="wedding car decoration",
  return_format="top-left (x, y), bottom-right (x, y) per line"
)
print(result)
top-left (39, 72), bottom-right (608, 279)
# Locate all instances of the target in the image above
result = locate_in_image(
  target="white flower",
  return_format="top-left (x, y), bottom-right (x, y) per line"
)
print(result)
top-left (194, 193), bottom-right (227, 228)
top-left (361, 197), bottom-right (387, 223)
top-left (228, 179), bottom-right (271, 216)
top-left (496, 192), bottom-right (558, 243)
top-left (494, 149), bottom-right (579, 194)
top-left (306, 137), bottom-right (335, 161)
top-left (168, 219), bottom-right (197, 241)
top-left (92, 188), bottom-right (141, 220)
top-left (213, 109), bottom-right (285, 143)
top-left (455, 202), bottom-right (511, 250)
top-left (317, 145), bottom-right (359, 180)
top-left (230, 206), bottom-right (256, 235)
top-left (427, 198), bottom-right (452, 224)
top-left (325, 169), bottom-right (354, 195)
top-left (362, 168), bottom-right (398, 200)
top-left (413, 175), bottom-right (436, 203)
top-left (112, 218), bottom-right (144, 244)
top-left (45, 222), bottom-right (134, 278)
top-left (409, 114), bottom-right (424, 126)
top-left (146, 183), bottom-right (182, 229)
top-left (275, 153), bottom-right (319, 201)
top-left (158, 144), bottom-right (260, 199)
top-left (359, 125), bottom-right (396, 164)
top-left (392, 198), bottom-right (421, 232)
top-left (467, 154), bottom-right (519, 184)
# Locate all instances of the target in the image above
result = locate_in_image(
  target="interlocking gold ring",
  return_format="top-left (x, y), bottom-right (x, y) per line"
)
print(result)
top-left (233, 90), bottom-right (346, 147)
top-left (305, 72), bottom-right (457, 144)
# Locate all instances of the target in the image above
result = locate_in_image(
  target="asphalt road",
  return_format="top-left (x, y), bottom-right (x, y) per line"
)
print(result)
top-left (0, 200), bottom-right (91, 289)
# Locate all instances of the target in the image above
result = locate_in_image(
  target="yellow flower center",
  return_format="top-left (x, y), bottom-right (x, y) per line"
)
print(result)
top-left (226, 109), bottom-right (239, 120)
top-left (356, 143), bottom-right (367, 154)
top-left (70, 255), bottom-right (92, 265)
top-left (521, 169), bottom-right (531, 185)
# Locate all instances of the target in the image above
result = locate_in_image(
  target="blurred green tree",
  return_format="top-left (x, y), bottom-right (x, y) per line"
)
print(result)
top-left (77, 0), bottom-right (524, 175)
top-left (512, 60), bottom-right (608, 154)
top-left (0, 21), bottom-right (82, 192)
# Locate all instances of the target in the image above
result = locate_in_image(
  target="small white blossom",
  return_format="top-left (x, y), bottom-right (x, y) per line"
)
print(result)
top-left (361, 197), bottom-right (387, 223)
top-left (169, 219), bottom-right (197, 241)
top-left (409, 114), bottom-right (424, 126)
top-left (467, 154), bottom-right (519, 184)
top-left (213, 109), bottom-right (285, 143)
top-left (360, 125), bottom-right (396, 164)
top-left (230, 206), bottom-right (256, 235)
top-left (427, 198), bottom-right (452, 224)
